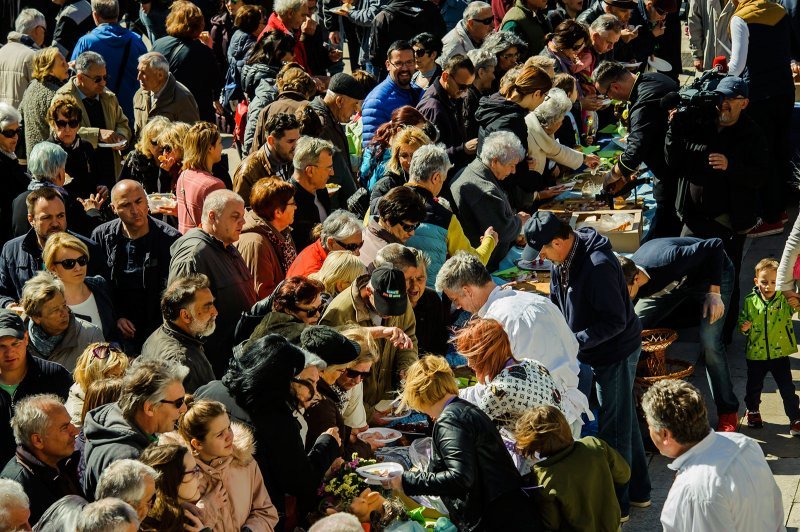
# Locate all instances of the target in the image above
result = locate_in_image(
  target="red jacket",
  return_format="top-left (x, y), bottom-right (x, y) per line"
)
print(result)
top-left (286, 239), bottom-right (328, 278)
top-left (261, 13), bottom-right (309, 73)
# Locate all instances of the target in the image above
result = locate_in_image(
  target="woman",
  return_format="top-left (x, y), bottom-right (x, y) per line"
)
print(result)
top-left (66, 342), bottom-right (128, 428)
top-left (480, 30), bottom-right (527, 92)
top-left (157, 121), bottom-right (192, 197)
top-left (225, 5), bottom-right (266, 105)
top-left (119, 115), bottom-right (171, 193)
top-left (0, 103), bottom-right (29, 242)
top-left (75, 377), bottom-right (124, 482)
top-left (384, 355), bottom-right (539, 531)
top-left (176, 122), bottom-right (225, 233)
top-left (241, 30), bottom-right (297, 103)
top-left (177, 398), bottom-right (279, 531)
top-left (361, 186), bottom-right (428, 268)
top-left (368, 126), bottom-right (432, 212)
top-left (410, 32), bottom-right (444, 90)
top-left (211, 0), bottom-right (247, 76)
top-left (540, 20), bottom-right (589, 75)
top-left (236, 177), bottom-right (297, 299)
top-left (361, 106), bottom-right (427, 190)
top-left (309, 251), bottom-right (367, 298)
top-left (18, 47), bottom-right (69, 159)
top-left (46, 95), bottom-right (98, 201)
top-left (248, 276), bottom-right (326, 343)
top-left (332, 328), bottom-right (379, 439)
top-left (153, 0), bottom-right (223, 122)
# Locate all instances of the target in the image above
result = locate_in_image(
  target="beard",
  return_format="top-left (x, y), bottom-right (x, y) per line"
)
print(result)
top-left (189, 316), bottom-right (216, 338)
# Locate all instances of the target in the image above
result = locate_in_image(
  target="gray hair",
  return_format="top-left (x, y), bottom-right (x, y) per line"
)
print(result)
top-left (11, 394), bottom-right (64, 446)
top-left (91, 0), bottom-right (119, 21)
top-left (34, 495), bottom-right (87, 532)
top-left (118, 358), bottom-right (189, 419)
top-left (435, 251), bottom-right (492, 293)
top-left (0, 102), bottom-right (22, 130)
top-left (374, 244), bottom-right (419, 272)
top-left (533, 88), bottom-right (573, 128)
top-left (466, 49), bottom-right (497, 71)
top-left (480, 30), bottom-right (527, 55)
top-left (463, 1), bottom-right (491, 20)
top-left (20, 270), bottom-right (65, 318)
top-left (77, 498), bottom-right (139, 532)
top-left (96, 459), bottom-right (160, 507)
top-left (641, 379), bottom-right (711, 445)
top-left (274, 0), bottom-right (306, 17)
top-left (408, 144), bottom-right (452, 184)
top-left (75, 51), bottom-right (106, 73)
top-left (308, 512), bottom-right (362, 532)
top-left (590, 13), bottom-right (623, 34)
top-left (0, 479), bottom-right (29, 530)
top-left (15, 8), bottom-right (45, 34)
top-left (320, 210), bottom-right (363, 246)
top-left (293, 136), bottom-right (335, 171)
top-left (301, 348), bottom-right (327, 371)
top-left (480, 131), bottom-right (525, 166)
top-left (138, 51), bottom-right (170, 75)
top-left (28, 141), bottom-right (68, 181)
top-left (201, 189), bottom-right (244, 225)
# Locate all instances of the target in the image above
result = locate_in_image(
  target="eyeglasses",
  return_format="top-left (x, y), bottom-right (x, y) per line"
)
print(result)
top-left (399, 221), bottom-right (420, 233)
top-left (390, 60), bottom-right (415, 68)
top-left (295, 303), bottom-right (324, 317)
top-left (345, 368), bottom-right (371, 379)
top-left (159, 397), bottom-right (186, 409)
top-left (54, 255), bottom-right (89, 269)
top-left (499, 51), bottom-right (520, 61)
top-left (0, 128), bottom-right (22, 138)
top-left (91, 342), bottom-right (123, 360)
top-left (87, 75), bottom-right (109, 84)
top-left (55, 119), bottom-right (80, 128)
top-left (471, 16), bottom-right (494, 25)
top-left (413, 48), bottom-right (429, 57)
top-left (334, 239), bottom-right (363, 251)
top-left (182, 465), bottom-right (201, 480)
top-left (454, 80), bottom-right (471, 91)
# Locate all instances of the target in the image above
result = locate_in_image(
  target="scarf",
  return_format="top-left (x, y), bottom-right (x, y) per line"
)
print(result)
top-left (330, 383), bottom-right (350, 414)
top-left (263, 220), bottom-right (297, 273)
top-left (28, 320), bottom-right (64, 358)
top-left (734, 0), bottom-right (786, 25)
top-left (556, 235), bottom-right (579, 302)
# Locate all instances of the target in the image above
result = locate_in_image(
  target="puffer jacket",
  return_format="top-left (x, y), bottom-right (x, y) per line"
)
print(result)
top-left (224, 29), bottom-right (258, 104)
top-left (242, 66), bottom-right (280, 154)
top-left (739, 289), bottom-right (798, 361)
top-left (0, 32), bottom-right (38, 108)
top-left (234, 209), bottom-right (295, 299)
top-left (241, 63), bottom-right (279, 102)
top-left (19, 77), bottom-right (64, 158)
top-left (361, 76), bottom-right (424, 149)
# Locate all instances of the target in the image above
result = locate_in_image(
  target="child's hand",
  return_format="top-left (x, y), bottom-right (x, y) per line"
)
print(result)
top-left (740, 321), bottom-right (752, 333)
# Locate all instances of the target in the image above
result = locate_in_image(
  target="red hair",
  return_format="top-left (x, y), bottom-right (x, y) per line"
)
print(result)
top-left (452, 318), bottom-right (515, 382)
top-left (368, 106), bottom-right (427, 159)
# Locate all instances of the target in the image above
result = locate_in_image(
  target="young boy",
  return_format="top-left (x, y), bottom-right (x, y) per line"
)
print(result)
top-left (738, 258), bottom-right (800, 434)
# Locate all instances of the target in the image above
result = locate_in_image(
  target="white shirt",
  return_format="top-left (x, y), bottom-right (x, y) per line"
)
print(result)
top-left (477, 285), bottom-right (591, 423)
top-left (342, 382), bottom-right (367, 428)
top-left (661, 431), bottom-right (785, 532)
top-left (69, 292), bottom-right (102, 330)
top-left (727, 16), bottom-right (749, 76)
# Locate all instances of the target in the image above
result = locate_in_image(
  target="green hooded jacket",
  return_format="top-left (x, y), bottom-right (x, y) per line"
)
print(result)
top-left (738, 288), bottom-right (798, 361)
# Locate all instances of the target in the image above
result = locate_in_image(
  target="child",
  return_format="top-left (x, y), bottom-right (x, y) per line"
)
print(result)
top-left (516, 406), bottom-right (630, 531)
top-left (738, 258), bottom-right (800, 434)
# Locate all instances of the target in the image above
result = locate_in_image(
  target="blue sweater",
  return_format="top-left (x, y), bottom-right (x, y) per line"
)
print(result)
top-left (549, 229), bottom-right (642, 366)
top-left (361, 76), bottom-right (423, 149)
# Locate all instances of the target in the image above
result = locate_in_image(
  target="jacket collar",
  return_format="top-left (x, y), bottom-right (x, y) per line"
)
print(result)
top-left (348, 274), bottom-right (375, 324)
top-left (21, 228), bottom-right (43, 258)
top-left (163, 320), bottom-right (205, 347)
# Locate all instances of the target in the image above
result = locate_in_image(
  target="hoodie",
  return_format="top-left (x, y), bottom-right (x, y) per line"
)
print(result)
top-left (82, 402), bottom-right (155, 499)
top-left (549, 228), bottom-right (643, 367)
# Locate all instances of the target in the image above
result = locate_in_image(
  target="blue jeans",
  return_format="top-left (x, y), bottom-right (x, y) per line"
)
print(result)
top-left (635, 256), bottom-right (739, 415)
top-left (594, 346), bottom-right (651, 515)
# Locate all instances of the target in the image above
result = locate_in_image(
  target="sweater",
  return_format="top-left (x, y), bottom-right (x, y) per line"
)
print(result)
top-left (738, 289), bottom-right (798, 361)
top-left (19, 78), bottom-right (64, 159)
top-left (176, 169), bottom-right (226, 234)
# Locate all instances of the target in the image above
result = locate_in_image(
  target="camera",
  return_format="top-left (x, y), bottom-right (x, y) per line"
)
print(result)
top-left (663, 69), bottom-right (726, 149)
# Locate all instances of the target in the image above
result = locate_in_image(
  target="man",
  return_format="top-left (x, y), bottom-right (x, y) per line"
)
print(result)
top-left (132, 51), bottom-right (199, 138)
top-left (320, 265), bottom-right (417, 417)
top-left (0, 479), bottom-right (31, 531)
top-left (361, 41), bottom-right (424, 147)
top-left (588, 13), bottom-right (623, 61)
top-left (416, 55), bottom-right (477, 170)
top-left (139, 274), bottom-right (217, 393)
top-left (578, 0), bottom-right (635, 30)
top-left (70, 0), bottom-right (147, 124)
top-left (52, 0), bottom-right (94, 60)
top-left (628, 0), bottom-right (677, 64)
top-left (56, 51), bottom-right (132, 182)
top-left (522, 211), bottom-right (651, 519)
top-left (234, 112), bottom-right (301, 206)
top-left (593, 60), bottom-right (679, 239)
top-left (403, 145), bottom-right (497, 287)
top-left (168, 190), bottom-right (257, 377)
top-left (439, 1), bottom-right (494, 64)
top-left (436, 252), bottom-right (591, 431)
top-left (0, 187), bottom-right (102, 309)
top-left (76, 498), bottom-right (139, 532)
top-left (290, 136), bottom-right (335, 251)
top-left (95, 459), bottom-right (158, 523)
top-left (309, 73), bottom-right (367, 209)
top-left (0, 9), bottom-right (45, 108)
top-left (262, 0), bottom-right (313, 72)
top-left (642, 379), bottom-right (784, 532)
top-left (91, 180), bottom-right (181, 350)
top-left (0, 395), bottom-right (82, 525)
top-left (687, 0), bottom-right (734, 72)
top-left (82, 358), bottom-right (188, 498)
top-left (0, 310), bottom-right (72, 466)
top-left (500, 0), bottom-right (552, 58)
top-left (618, 237), bottom-right (739, 431)
top-left (287, 209), bottom-right (365, 277)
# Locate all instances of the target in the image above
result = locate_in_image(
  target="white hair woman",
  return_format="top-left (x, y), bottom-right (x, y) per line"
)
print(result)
top-left (0, 102), bottom-right (28, 241)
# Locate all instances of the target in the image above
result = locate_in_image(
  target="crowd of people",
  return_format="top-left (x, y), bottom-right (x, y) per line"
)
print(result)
top-left (0, 0), bottom-right (798, 529)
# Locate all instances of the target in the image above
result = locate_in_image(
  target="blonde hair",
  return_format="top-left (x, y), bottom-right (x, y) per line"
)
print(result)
top-left (135, 115), bottom-right (170, 156)
top-left (386, 126), bottom-right (431, 174)
top-left (515, 406), bottom-right (573, 458)
top-left (182, 122), bottom-right (220, 173)
top-left (754, 258), bottom-right (779, 276)
top-left (74, 343), bottom-right (130, 392)
top-left (310, 251), bottom-right (366, 296)
top-left (157, 122), bottom-right (191, 160)
top-left (32, 47), bottom-right (63, 82)
top-left (341, 326), bottom-right (379, 365)
top-left (401, 355), bottom-right (458, 412)
top-left (42, 232), bottom-right (90, 271)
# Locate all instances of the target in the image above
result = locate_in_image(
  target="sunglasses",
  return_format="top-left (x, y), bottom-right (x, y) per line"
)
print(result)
top-left (296, 303), bottom-right (324, 317)
top-left (454, 81), bottom-right (471, 91)
top-left (334, 239), bottom-right (363, 251)
top-left (0, 128), bottom-right (21, 138)
top-left (399, 221), bottom-right (420, 233)
top-left (345, 368), bottom-right (371, 379)
top-left (54, 255), bottom-right (89, 269)
top-left (55, 119), bottom-right (80, 128)
top-left (413, 48), bottom-right (430, 57)
top-left (92, 342), bottom-right (123, 360)
top-left (87, 75), bottom-right (109, 83)
top-left (472, 16), bottom-right (494, 25)
top-left (160, 397), bottom-right (186, 409)
top-left (182, 465), bottom-right (201, 480)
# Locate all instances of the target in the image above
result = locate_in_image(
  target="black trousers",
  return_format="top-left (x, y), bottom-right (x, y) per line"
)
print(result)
top-left (745, 357), bottom-right (800, 421)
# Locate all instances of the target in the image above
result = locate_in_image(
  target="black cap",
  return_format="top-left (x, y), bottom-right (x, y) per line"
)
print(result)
top-left (521, 211), bottom-right (565, 264)
top-left (714, 76), bottom-right (749, 98)
top-left (300, 325), bottom-right (361, 366)
top-left (0, 310), bottom-right (25, 339)
top-left (370, 265), bottom-right (408, 317)
top-left (328, 73), bottom-right (368, 101)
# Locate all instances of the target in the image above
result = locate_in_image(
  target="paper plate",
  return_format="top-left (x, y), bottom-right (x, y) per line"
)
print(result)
top-left (648, 56), bottom-right (672, 72)
top-left (98, 140), bottom-right (127, 148)
top-left (358, 427), bottom-right (402, 444)
top-left (356, 462), bottom-right (404, 485)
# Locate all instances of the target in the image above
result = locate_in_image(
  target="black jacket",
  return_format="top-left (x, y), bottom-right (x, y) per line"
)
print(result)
top-left (0, 152), bottom-right (31, 242)
top-left (368, 0), bottom-right (446, 70)
top-left (11, 180), bottom-right (104, 239)
top-left (0, 354), bottom-right (72, 465)
top-left (118, 150), bottom-right (163, 194)
top-left (417, 79), bottom-right (471, 170)
top-left (414, 288), bottom-right (449, 355)
top-left (291, 179), bottom-right (331, 251)
top-left (81, 275), bottom-right (117, 340)
top-left (369, 170), bottom-right (407, 213)
top-left (52, 135), bottom-right (99, 198)
top-left (139, 322), bottom-right (216, 393)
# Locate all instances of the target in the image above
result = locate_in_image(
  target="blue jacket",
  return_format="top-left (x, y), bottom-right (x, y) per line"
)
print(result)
top-left (361, 77), bottom-right (423, 149)
top-left (71, 23), bottom-right (147, 124)
top-left (549, 229), bottom-right (642, 367)
top-left (406, 188), bottom-right (450, 290)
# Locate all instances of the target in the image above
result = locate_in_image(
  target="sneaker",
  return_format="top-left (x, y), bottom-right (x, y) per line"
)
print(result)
top-left (781, 211), bottom-right (790, 224)
top-left (746, 410), bottom-right (763, 428)
top-left (620, 514), bottom-right (630, 524)
top-left (747, 219), bottom-right (785, 238)
top-left (791, 420), bottom-right (800, 436)
top-left (629, 499), bottom-right (652, 508)
top-left (716, 412), bottom-right (739, 432)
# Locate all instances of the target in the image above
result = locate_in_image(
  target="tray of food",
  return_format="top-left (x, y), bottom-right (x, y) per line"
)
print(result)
top-left (356, 462), bottom-right (404, 485)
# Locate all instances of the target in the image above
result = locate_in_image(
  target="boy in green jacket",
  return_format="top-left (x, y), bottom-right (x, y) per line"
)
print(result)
top-left (738, 258), bottom-right (800, 434)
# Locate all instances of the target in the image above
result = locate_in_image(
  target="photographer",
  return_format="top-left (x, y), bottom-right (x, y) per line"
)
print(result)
top-left (664, 75), bottom-right (768, 340)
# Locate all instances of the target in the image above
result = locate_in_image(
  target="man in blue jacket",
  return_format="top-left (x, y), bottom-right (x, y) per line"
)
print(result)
top-left (523, 211), bottom-right (651, 521)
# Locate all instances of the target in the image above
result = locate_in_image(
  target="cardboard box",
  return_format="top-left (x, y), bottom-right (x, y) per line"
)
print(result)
top-left (569, 209), bottom-right (643, 253)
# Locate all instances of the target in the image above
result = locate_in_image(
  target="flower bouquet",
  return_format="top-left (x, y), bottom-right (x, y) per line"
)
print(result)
top-left (319, 453), bottom-right (377, 512)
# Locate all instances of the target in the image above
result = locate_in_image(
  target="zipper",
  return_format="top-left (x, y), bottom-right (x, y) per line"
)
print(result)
top-left (764, 299), bottom-right (771, 360)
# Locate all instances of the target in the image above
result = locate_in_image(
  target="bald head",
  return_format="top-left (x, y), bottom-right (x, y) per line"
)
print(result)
top-left (110, 180), bottom-right (150, 238)
top-left (111, 179), bottom-right (146, 202)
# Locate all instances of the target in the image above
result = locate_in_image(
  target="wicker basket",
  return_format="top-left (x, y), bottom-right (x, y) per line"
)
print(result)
top-left (636, 328), bottom-right (694, 385)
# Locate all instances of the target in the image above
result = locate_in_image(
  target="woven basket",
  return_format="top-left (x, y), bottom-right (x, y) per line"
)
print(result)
top-left (636, 328), bottom-right (695, 385)
top-left (636, 359), bottom-right (695, 385)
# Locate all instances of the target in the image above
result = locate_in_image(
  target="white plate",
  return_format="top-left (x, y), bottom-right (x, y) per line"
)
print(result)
top-left (621, 62), bottom-right (642, 69)
top-left (356, 462), bottom-right (404, 485)
top-left (648, 56), bottom-right (672, 72)
top-left (98, 140), bottom-right (127, 148)
top-left (326, 184), bottom-right (341, 195)
top-left (357, 427), bottom-right (402, 444)
top-left (330, 6), bottom-right (352, 15)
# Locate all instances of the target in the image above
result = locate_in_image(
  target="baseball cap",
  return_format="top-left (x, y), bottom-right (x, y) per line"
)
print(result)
top-left (520, 211), bottom-right (566, 264)
top-left (714, 76), bottom-right (749, 99)
top-left (370, 265), bottom-right (408, 317)
top-left (300, 325), bottom-right (361, 366)
top-left (0, 310), bottom-right (25, 339)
